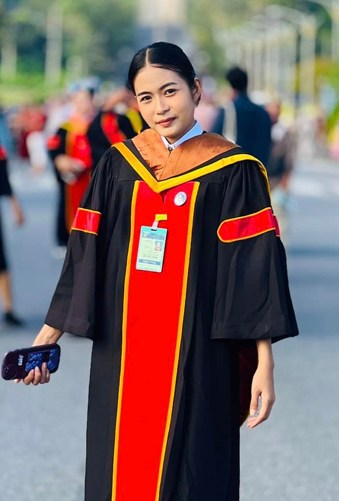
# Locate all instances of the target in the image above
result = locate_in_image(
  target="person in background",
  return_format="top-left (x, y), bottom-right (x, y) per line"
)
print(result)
top-left (47, 86), bottom-right (96, 255)
top-left (104, 85), bottom-right (148, 134)
top-left (17, 42), bottom-right (298, 500)
top-left (0, 105), bottom-right (14, 155)
top-left (87, 86), bottom-right (146, 169)
top-left (11, 104), bottom-right (47, 161)
top-left (212, 66), bottom-right (272, 165)
top-left (265, 99), bottom-right (297, 240)
top-left (194, 75), bottom-right (219, 131)
top-left (0, 144), bottom-right (24, 326)
top-left (265, 99), bottom-right (296, 195)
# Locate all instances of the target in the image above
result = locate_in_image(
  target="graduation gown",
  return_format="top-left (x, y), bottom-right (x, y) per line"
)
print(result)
top-left (45, 129), bottom-right (298, 501)
top-left (0, 145), bottom-right (12, 197)
top-left (0, 145), bottom-right (12, 271)
top-left (47, 120), bottom-right (92, 243)
top-left (87, 110), bottom-right (140, 169)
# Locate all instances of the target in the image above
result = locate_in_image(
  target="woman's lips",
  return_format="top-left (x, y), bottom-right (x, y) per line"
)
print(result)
top-left (157, 117), bottom-right (175, 127)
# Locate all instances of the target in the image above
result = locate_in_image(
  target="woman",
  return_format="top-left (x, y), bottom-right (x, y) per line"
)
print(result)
top-left (19, 42), bottom-right (298, 500)
top-left (0, 144), bottom-right (24, 325)
top-left (86, 86), bottom-right (141, 171)
top-left (47, 87), bottom-right (96, 249)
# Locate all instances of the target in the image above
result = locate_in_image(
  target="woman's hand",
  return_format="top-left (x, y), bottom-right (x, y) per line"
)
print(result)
top-left (22, 363), bottom-right (51, 385)
top-left (10, 196), bottom-right (25, 226)
top-left (247, 339), bottom-right (275, 429)
top-left (14, 324), bottom-right (63, 386)
top-left (55, 154), bottom-right (85, 175)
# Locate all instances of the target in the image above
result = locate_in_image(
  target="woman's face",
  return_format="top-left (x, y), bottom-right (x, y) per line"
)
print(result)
top-left (72, 90), bottom-right (95, 118)
top-left (134, 64), bottom-right (201, 144)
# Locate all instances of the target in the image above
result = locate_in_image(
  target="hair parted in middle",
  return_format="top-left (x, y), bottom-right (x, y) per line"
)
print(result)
top-left (127, 41), bottom-right (197, 94)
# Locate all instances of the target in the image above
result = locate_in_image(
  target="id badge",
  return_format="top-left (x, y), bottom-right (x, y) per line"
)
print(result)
top-left (136, 226), bottom-right (167, 273)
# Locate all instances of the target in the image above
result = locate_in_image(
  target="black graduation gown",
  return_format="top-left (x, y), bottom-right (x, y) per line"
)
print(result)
top-left (0, 145), bottom-right (12, 271)
top-left (0, 145), bottom-right (13, 197)
top-left (87, 111), bottom-right (138, 169)
top-left (47, 123), bottom-right (92, 244)
top-left (45, 131), bottom-right (298, 501)
top-left (47, 126), bottom-right (71, 246)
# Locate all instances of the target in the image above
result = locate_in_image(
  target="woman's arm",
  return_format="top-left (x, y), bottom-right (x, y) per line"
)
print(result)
top-left (17, 324), bottom-right (63, 386)
top-left (247, 339), bottom-right (276, 429)
top-left (10, 196), bottom-right (24, 226)
top-left (32, 323), bottom-right (63, 346)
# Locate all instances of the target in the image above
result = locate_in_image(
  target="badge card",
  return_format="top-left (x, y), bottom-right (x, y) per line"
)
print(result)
top-left (136, 226), bottom-right (168, 273)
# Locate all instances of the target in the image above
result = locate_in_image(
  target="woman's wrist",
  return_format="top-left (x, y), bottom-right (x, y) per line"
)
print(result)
top-left (256, 338), bottom-right (275, 371)
top-left (32, 324), bottom-right (63, 346)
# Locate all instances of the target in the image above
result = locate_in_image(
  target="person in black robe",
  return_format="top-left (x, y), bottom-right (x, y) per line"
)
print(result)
top-left (86, 108), bottom-right (137, 169)
top-left (0, 144), bottom-right (24, 325)
top-left (47, 88), bottom-right (96, 249)
top-left (87, 85), bottom-right (149, 170)
top-left (18, 42), bottom-right (298, 501)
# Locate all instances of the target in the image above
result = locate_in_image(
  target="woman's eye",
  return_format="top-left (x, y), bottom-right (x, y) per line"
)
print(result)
top-left (139, 95), bottom-right (151, 103)
top-left (164, 88), bottom-right (176, 96)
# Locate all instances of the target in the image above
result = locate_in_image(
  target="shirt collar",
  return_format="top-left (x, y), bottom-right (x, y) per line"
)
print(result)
top-left (161, 121), bottom-right (203, 151)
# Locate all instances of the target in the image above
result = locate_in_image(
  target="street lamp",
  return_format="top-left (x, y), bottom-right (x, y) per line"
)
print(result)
top-left (300, 0), bottom-right (339, 60)
top-left (219, 23), bottom-right (275, 91)
top-left (227, 17), bottom-right (298, 103)
top-left (264, 5), bottom-right (317, 109)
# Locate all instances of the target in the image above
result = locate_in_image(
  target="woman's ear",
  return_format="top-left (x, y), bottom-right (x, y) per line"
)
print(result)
top-left (192, 78), bottom-right (202, 106)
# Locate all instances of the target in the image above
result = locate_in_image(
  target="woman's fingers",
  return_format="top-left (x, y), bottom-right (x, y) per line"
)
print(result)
top-left (40, 363), bottom-right (50, 384)
top-left (249, 390), bottom-right (260, 416)
top-left (21, 364), bottom-right (51, 385)
top-left (247, 394), bottom-right (275, 428)
top-left (32, 366), bottom-right (42, 385)
top-left (23, 369), bottom-right (36, 385)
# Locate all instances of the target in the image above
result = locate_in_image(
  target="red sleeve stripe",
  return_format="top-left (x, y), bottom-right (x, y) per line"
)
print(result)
top-left (47, 135), bottom-right (61, 150)
top-left (71, 208), bottom-right (101, 235)
top-left (218, 207), bottom-right (280, 243)
top-left (0, 146), bottom-right (7, 160)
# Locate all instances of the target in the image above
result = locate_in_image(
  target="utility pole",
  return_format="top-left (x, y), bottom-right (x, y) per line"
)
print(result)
top-left (303, 0), bottom-right (339, 61)
top-left (44, 3), bottom-right (63, 87)
top-left (332, 0), bottom-right (339, 60)
top-left (265, 5), bottom-right (317, 109)
top-left (0, 28), bottom-right (17, 79)
top-left (136, 0), bottom-right (187, 49)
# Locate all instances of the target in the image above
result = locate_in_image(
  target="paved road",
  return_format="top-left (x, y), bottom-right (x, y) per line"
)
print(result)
top-left (0, 156), bottom-right (338, 500)
top-left (241, 155), bottom-right (339, 501)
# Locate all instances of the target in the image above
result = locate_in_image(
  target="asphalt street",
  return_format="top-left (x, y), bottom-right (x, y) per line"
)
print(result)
top-left (0, 154), bottom-right (338, 501)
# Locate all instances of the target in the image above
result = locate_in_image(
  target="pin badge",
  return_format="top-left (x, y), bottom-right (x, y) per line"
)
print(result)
top-left (174, 192), bottom-right (187, 206)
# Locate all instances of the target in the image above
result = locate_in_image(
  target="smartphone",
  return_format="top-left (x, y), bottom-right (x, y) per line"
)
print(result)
top-left (1, 343), bottom-right (61, 380)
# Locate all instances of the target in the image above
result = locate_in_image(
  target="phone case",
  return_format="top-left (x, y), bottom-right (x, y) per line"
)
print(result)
top-left (1, 344), bottom-right (61, 380)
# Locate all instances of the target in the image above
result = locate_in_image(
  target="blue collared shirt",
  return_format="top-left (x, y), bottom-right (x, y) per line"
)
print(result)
top-left (161, 122), bottom-right (203, 151)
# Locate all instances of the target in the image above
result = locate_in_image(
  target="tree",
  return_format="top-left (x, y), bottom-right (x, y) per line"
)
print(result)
top-left (62, 0), bottom-right (136, 82)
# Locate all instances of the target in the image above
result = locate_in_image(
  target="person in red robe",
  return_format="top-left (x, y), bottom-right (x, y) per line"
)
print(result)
top-left (47, 87), bottom-right (96, 249)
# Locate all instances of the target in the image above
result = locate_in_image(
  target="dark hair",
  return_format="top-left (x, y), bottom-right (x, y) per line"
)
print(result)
top-left (225, 66), bottom-right (248, 92)
top-left (127, 41), bottom-right (197, 94)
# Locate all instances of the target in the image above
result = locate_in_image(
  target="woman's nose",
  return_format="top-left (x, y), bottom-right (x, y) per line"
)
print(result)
top-left (155, 96), bottom-right (169, 114)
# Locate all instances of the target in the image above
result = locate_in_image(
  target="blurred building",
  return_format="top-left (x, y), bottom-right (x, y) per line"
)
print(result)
top-left (136, 0), bottom-right (189, 48)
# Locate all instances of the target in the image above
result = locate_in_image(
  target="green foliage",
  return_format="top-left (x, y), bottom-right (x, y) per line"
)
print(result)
top-left (0, 0), bottom-right (136, 90)
top-left (0, 72), bottom-right (65, 105)
top-left (185, 0), bottom-right (325, 75)
top-left (63, 0), bottom-right (136, 79)
top-left (0, 0), bottom-right (336, 105)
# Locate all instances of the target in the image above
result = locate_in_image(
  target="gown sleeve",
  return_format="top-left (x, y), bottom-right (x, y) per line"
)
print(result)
top-left (47, 127), bottom-right (66, 161)
top-left (0, 147), bottom-right (13, 197)
top-left (45, 149), bottom-right (115, 339)
top-left (211, 160), bottom-right (298, 343)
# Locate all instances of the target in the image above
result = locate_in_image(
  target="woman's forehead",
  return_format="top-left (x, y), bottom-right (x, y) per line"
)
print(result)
top-left (134, 65), bottom-right (184, 91)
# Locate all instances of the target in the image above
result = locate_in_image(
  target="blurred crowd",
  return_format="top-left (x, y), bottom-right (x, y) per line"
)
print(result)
top-left (0, 68), bottom-right (338, 325)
